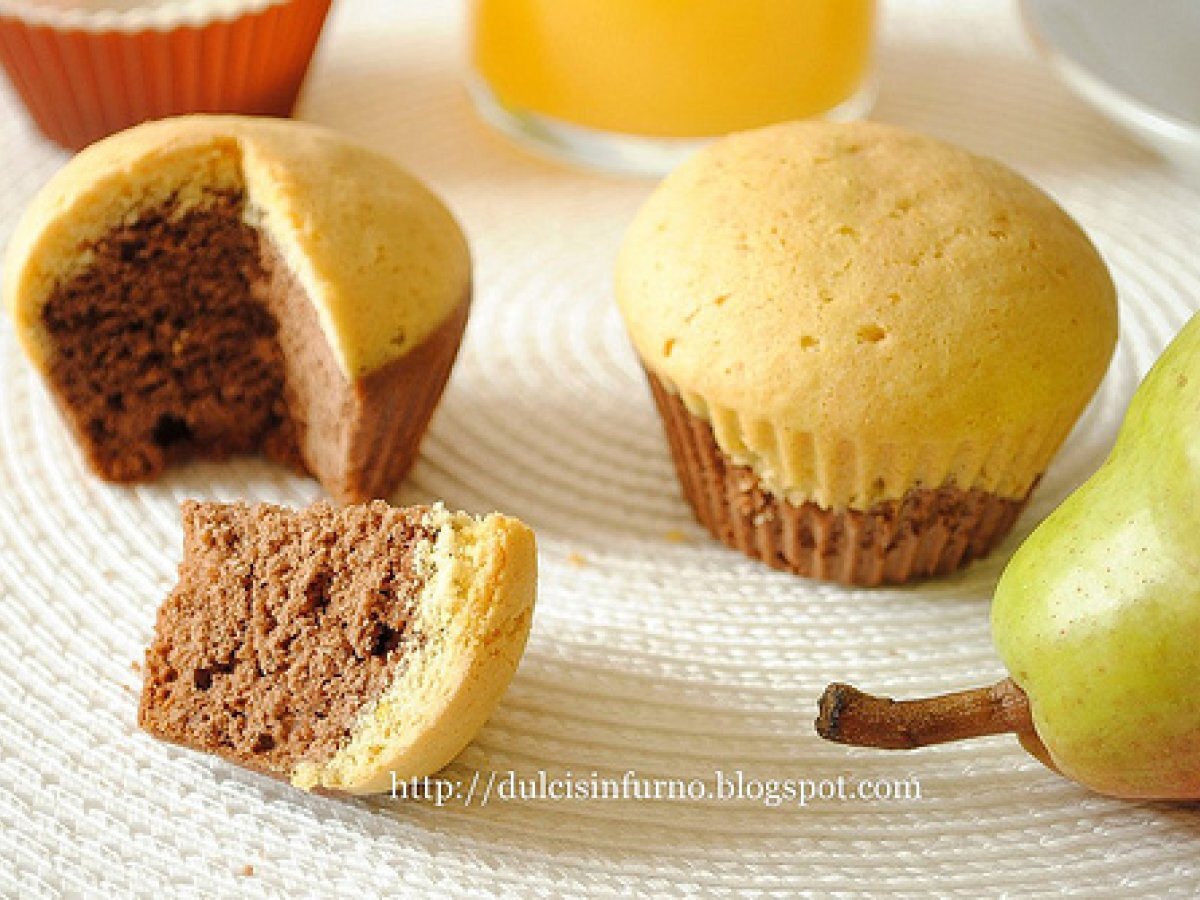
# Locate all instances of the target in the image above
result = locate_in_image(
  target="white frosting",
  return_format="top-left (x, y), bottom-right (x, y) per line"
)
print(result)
top-left (0, 0), bottom-right (290, 29)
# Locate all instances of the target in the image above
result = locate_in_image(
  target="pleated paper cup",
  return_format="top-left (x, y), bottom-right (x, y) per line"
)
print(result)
top-left (0, 0), bottom-right (332, 151)
top-left (647, 371), bottom-right (1034, 587)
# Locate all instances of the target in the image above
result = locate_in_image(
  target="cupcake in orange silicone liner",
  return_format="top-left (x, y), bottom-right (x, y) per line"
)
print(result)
top-left (0, 0), bottom-right (332, 150)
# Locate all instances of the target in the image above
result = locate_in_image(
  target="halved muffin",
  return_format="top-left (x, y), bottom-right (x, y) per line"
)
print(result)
top-left (139, 500), bottom-right (536, 794)
top-left (4, 115), bottom-right (471, 502)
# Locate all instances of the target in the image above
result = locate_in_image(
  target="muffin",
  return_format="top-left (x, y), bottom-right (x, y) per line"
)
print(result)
top-left (4, 114), bottom-right (471, 503)
top-left (0, 0), bottom-right (332, 150)
top-left (616, 121), bottom-right (1117, 586)
top-left (139, 499), bottom-right (537, 794)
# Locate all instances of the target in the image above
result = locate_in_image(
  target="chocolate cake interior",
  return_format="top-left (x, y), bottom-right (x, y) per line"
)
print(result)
top-left (40, 190), bottom-right (307, 481)
top-left (139, 501), bottom-right (435, 772)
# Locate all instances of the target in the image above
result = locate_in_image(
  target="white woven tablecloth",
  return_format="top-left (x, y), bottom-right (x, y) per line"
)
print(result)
top-left (2, 1), bottom-right (1199, 896)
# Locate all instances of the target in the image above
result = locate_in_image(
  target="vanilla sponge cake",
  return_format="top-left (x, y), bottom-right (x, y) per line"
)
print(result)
top-left (139, 500), bottom-right (537, 794)
top-left (3, 115), bottom-right (471, 503)
top-left (617, 121), bottom-right (1118, 585)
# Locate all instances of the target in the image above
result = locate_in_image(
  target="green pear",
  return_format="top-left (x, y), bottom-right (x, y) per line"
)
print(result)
top-left (815, 309), bottom-right (1200, 799)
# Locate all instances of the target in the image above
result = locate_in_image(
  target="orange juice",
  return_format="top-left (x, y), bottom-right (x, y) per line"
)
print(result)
top-left (469, 0), bottom-right (875, 139)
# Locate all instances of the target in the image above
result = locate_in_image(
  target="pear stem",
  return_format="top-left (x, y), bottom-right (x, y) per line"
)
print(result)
top-left (816, 678), bottom-right (1034, 749)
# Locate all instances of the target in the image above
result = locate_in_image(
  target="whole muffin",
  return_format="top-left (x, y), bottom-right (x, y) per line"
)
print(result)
top-left (4, 114), bottom-right (471, 503)
top-left (616, 121), bottom-right (1117, 585)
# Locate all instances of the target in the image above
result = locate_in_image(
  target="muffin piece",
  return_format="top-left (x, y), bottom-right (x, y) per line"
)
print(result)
top-left (139, 500), bottom-right (537, 794)
top-left (0, 0), bottom-right (332, 150)
top-left (616, 121), bottom-right (1117, 585)
top-left (3, 115), bottom-right (471, 503)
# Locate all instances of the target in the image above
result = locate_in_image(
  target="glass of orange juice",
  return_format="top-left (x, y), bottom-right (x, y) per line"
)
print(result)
top-left (468, 0), bottom-right (876, 174)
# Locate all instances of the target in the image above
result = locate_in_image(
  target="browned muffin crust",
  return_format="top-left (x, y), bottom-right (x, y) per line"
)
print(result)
top-left (138, 500), bottom-right (436, 773)
top-left (648, 373), bottom-right (1033, 586)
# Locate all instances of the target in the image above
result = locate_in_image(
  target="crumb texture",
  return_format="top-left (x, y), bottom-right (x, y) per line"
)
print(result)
top-left (40, 192), bottom-right (304, 481)
top-left (32, 178), bottom-right (469, 503)
top-left (139, 501), bottom-right (437, 773)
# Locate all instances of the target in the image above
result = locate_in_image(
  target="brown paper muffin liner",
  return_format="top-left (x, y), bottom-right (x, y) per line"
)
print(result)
top-left (647, 372), bottom-right (1034, 586)
top-left (0, 0), bottom-right (332, 151)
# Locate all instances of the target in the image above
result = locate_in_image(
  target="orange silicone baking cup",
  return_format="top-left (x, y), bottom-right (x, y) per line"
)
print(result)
top-left (0, 0), bottom-right (332, 151)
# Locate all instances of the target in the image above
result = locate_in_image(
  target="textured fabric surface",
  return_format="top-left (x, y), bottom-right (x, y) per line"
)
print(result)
top-left (1, 1), bottom-right (1199, 896)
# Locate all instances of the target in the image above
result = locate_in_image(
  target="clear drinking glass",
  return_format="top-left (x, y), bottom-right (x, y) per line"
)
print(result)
top-left (468, 0), bottom-right (876, 175)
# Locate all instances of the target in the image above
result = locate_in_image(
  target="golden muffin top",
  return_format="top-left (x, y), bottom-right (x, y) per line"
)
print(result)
top-left (616, 121), bottom-right (1118, 507)
top-left (4, 115), bottom-right (470, 379)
